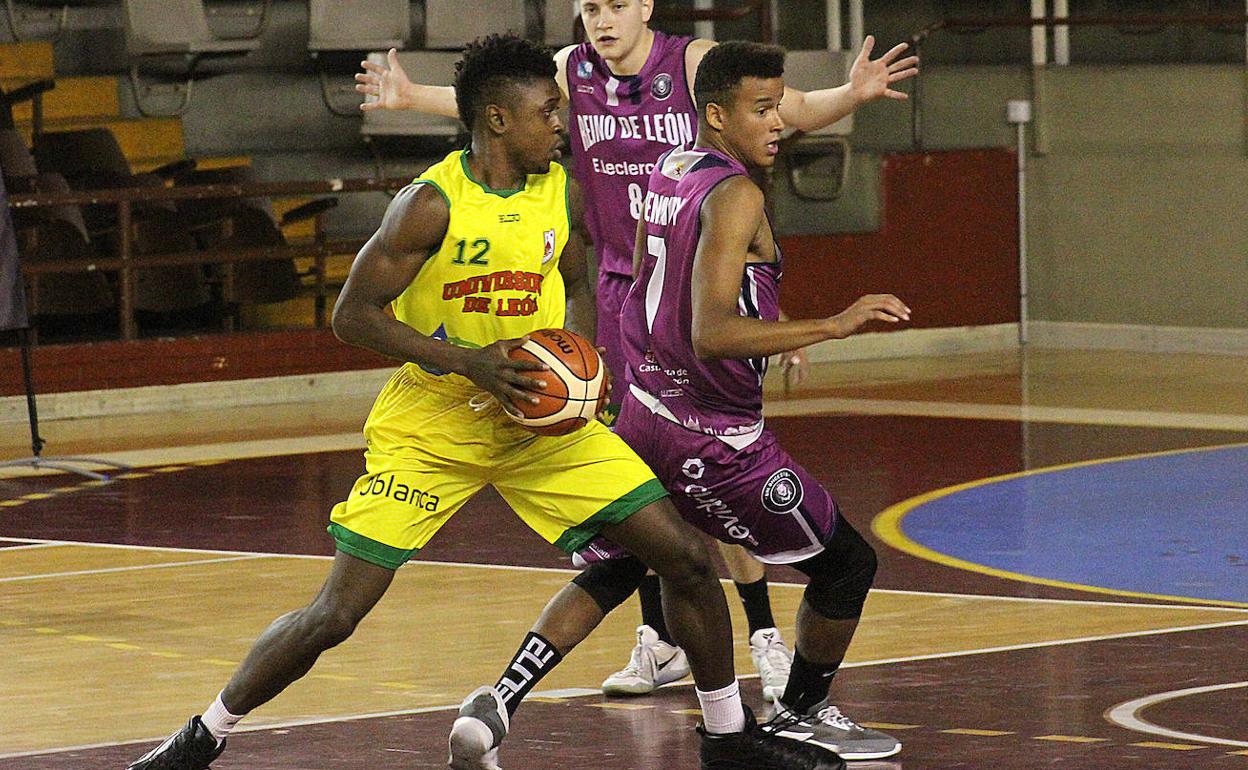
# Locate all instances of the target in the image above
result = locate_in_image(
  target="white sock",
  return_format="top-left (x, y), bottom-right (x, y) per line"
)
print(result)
top-left (696, 680), bottom-right (747, 734)
top-left (201, 693), bottom-right (244, 745)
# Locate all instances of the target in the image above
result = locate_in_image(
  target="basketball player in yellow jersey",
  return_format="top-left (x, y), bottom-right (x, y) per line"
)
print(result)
top-left (127, 33), bottom-right (842, 770)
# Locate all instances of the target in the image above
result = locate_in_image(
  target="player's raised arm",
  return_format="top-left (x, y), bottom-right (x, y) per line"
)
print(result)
top-left (684, 35), bottom-right (919, 134)
top-left (780, 35), bottom-right (918, 132)
top-left (560, 178), bottom-right (596, 342)
top-left (356, 45), bottom-right (574, 114)
top-left (355, 48), bottom-right (459, 116)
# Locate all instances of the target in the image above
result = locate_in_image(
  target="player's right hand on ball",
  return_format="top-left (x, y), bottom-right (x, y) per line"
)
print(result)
top-left (461, 337), bottom-right (550, 417)
top-left (824, 294), bottom-right (911, 339)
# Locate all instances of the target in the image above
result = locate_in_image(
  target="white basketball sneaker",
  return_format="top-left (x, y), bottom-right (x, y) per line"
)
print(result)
top-left (600, 624), bottom-right (691, 695)
top-left (749, 627), bottom-right (794, 704)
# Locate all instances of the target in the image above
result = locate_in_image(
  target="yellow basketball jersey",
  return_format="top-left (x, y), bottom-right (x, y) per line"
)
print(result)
top-left (392, 149), bottom-right (570, 384)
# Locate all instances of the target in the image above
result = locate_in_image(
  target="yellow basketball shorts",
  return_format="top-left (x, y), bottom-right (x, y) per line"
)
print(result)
top-left (328, 364), bottom-right (668, 569)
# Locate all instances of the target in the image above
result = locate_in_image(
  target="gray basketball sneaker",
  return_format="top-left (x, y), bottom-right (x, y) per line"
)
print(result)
top-left (763, 699), bottom-right (901, 760)
top-left (448, 686), bottom-right (509, 770)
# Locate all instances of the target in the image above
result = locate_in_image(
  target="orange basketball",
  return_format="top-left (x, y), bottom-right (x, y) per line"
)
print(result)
top-left (506, 328), bottom-right (608, 436)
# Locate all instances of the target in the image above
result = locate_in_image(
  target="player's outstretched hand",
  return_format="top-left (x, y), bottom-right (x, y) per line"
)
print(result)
top-left (462, 337), bottom-right (550, 418)
top-left (849, 35), bottom-right (920, 104)
top-left (824, 294), bottom-right (911, 339)
top-left (356, 48), bottom-right (411, 111)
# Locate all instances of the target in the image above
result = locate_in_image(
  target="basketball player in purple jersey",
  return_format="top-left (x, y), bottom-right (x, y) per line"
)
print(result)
top-left (357, 0), bottom-right (918, 703)
top-left (612, 41), bottom-right (909, 759)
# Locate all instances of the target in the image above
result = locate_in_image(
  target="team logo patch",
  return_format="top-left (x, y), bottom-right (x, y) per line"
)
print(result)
top-left (761, 469), bottom-right (804, 514)
top-left (577, 60), bottom-right (593, 79)
top-left (542, 229), bottom-right (556, 263)
top-left (651, 73), bottom-right (673, 100)
top-left (682, 458), bottom-right (705, 480)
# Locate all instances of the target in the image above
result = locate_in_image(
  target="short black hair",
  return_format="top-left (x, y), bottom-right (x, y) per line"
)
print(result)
top-left (693, 40), bottom-right (785, 113)
top-left (454, 33), bottom-right (557, 129)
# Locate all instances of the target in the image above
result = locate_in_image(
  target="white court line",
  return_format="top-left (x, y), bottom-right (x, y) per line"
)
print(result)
top-left (3, 396), bottom-right (1246, 480)
top-left (867, 586), bottom-right (1248, 614)
top-left (0, 554), bottom-right (265, 583)
top-left (0, 542), bottom-right (62, 552)
top-left (3, 537), bottom-right (1246, 613)
top-left (1105, 681), bottom-right (1248, 748)
top-left (5, 621), bottom-right (1246, 760)
top-left (840, 618), bottom-right (1248, 668)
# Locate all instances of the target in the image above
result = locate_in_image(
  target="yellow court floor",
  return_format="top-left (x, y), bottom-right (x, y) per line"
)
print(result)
top-left (2, 543), bottom-right (1244, 755)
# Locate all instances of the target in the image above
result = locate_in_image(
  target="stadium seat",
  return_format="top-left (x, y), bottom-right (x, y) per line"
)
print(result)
top-left (422, 0), bottom-right (528, 50)
top-left (308, 0), bottom-right (409, 53)
top-left (121, 0), bottom-right (263, 115)
top-left (1, 131), bottom-right (115, 333)
top-left (175, 165), bottom-right (338, 324)
top-left (30, 127), bottom-right (216, 327)
top-left (307, 0), bottom-right (411, 115)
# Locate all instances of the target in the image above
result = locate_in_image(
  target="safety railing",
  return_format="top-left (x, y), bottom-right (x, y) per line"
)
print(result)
top-left (8, 177), bottom-right (410, 341)
top-left (906, 13), bottom-right (1248, 149)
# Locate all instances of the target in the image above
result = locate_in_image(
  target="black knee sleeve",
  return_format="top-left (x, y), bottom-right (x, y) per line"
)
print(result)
top-left (793, 518), bottom-right (878, 620)
top-left (571, 555), bottom-right (649, 614)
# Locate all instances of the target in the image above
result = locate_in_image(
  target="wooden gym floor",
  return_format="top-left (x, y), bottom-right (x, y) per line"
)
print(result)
top-left (1, 347), bottom-right (1245, 769)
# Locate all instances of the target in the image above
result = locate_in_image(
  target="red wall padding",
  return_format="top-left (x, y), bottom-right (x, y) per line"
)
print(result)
top-left (0, 329), bottom-right (392, 397)
top-left (779, 148), bottom-right (1019, 329)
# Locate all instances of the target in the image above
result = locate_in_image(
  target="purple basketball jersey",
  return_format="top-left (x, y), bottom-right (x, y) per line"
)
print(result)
top-left (619, 146), bottom-right (782, 444)
top-left (567, 31), bottom-right (697, 278)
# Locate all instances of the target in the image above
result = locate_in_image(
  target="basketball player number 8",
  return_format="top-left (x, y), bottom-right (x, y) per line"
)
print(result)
top-left (629, 183), bottom-right (644, 220)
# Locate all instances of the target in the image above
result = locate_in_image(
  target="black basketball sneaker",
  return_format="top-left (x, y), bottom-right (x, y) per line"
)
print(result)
top-left (698, 705), bottom-right (846, 770)
top-left (127, 716), bottom-right (224, 770)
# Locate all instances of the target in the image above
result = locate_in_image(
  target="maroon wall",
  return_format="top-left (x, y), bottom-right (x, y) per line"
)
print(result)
top-left (1, 150), bottom-right (1020, 398)
top-left (0, 329), bottom-right (392, 397)
top-left (779, 148), bottom-right (1019, 328)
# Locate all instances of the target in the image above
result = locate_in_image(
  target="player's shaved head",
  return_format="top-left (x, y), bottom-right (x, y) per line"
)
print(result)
top-left (454, 33), bottom-right (557, 130)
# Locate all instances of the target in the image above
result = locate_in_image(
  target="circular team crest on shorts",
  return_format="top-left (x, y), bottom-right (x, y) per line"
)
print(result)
top-left (651, 73), bottom-right (673, 100)
top-left (762, 469), bottom-right (804, 514)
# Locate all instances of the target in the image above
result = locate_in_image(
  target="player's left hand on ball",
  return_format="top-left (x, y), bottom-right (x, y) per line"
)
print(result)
top-left (462, 337), bottom-right (549, 417)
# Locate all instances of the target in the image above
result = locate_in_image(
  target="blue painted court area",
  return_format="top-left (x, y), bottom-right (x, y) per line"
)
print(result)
top-left (901, 444), bottom-right (1248, 603)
